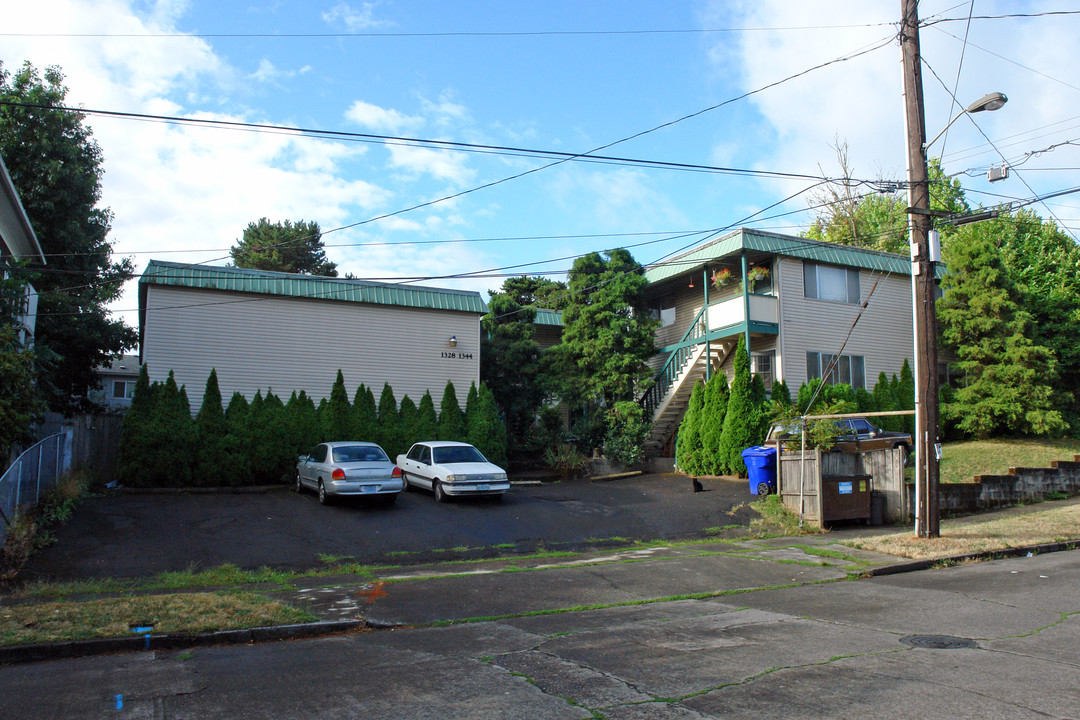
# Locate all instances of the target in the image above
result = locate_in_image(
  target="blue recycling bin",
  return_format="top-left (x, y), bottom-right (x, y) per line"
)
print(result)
top-left (742, 445), bottom-right (778, 496)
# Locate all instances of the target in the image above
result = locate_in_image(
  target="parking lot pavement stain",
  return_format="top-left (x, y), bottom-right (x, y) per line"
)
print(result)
top-left (273, 581), bottom-right (393, 621)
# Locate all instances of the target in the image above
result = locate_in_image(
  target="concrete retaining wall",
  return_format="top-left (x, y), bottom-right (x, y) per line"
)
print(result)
top-left (907, 455), bottom-right (1080, 515)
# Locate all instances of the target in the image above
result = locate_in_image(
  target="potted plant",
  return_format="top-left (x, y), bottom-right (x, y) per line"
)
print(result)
top-left (745, 266), bottom-right (770, 293)
top-left (711, 268), bottom-right (734, 289)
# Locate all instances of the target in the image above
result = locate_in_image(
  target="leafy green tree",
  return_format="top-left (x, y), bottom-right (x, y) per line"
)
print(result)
top-left (399, 395), bottom-right (418, 449)
top-left (248, 391), bottom-right (291, 482)
top-left (465, 382), bottom-right (480, 428)
top-left (0, 62), bottom-right (137, 411)
top-left (194, 370), bottom-right (229, 486)
top-left (558, 248), bottom-right (658, 409)
top-left (468, 383), bottom-right (508, 468)
top-left (770, 378), bottom-right (792, 408)
top-left (804, 145), bottom-right (966, 254)
top-left (481, 292), bottom-right (545, 451)
top-left (287, 390), bottom-right (320, 456)
top-left (229, 218), bottom-right (337, 276)
top-left (896, 359), bottom-right (915, 437)
top-left (872, 372), bottom-right (901, 431)
top-left (437, 380), bottom-right (465, 441)
top-left (352, 384), bottom-right (377, 441)
top-left (416, 391), bottom-right (438, 441)
top-left (675, 381), bottom-right (706, 475)
top-left (700, 371), bottom-right (730, 475)
top-left (603, 401), bottom-right (649, 467)
top-left (321, 370), bottom-right (352, 440)
top-left (717, 336), bottom-right (757, 476)
top-left (376, 384), bottom-right (403, 457)
top-left (224, 392), bottom-right (253, 485)
top-left (155, 372), bottom-right (195, 486)
top-left (118, 365), bottom-right (155, 486)
top-left (994, 209), bottom-right (1080, 433)
top-left (498, 275), bottom-right (570, 310)
top-left (938, 224), bottom-right (1065, 437)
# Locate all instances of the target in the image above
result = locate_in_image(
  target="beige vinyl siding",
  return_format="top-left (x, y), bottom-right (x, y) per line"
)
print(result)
top-left (777, 257), bottom-right (913, 391)
top-left (143, 285), bottom-right (481, 413)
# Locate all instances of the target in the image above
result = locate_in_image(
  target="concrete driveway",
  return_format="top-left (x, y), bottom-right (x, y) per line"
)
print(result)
top-left (24, 473), bottom-right (758, 579)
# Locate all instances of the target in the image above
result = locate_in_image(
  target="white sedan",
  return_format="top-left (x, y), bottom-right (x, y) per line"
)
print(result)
top-left (296, 441), bottom-right (403, 505)
top-left (396, 441), bottom-right (510, 502)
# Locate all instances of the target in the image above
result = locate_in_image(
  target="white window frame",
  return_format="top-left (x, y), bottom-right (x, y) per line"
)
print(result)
top-left (803, 263), bottom-right (860, 304)
top-left (806, 351), bottom-right (865, 390)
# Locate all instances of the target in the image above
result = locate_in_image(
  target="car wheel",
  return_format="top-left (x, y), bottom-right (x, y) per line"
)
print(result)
top-left (294, 472), bottom-right (304, 494)
top-left (400, 471), bottom-right (410, 492)
top-left (757, 482), bottom-right (771, 497)
top-left (318, 481), bottom-right (330, 505)
top-left (433, 480), bottom-right (447, 503)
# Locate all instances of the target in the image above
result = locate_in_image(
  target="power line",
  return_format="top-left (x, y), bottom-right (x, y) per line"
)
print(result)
top-left (0, 22), bottom-right (901, 41)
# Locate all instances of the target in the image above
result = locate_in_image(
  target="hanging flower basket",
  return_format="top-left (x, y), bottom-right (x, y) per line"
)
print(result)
top-left (711, 268), bottom-right (734, 288)
top-left (745, 266), bottom-right (770, 293)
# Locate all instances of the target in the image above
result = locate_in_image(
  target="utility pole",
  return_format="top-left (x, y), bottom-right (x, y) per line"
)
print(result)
top-left (900, 0), bottom-right (940, 537)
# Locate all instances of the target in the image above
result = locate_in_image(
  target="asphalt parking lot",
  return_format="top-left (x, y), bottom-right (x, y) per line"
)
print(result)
top-left (24, 473), bottom-right (758, 580)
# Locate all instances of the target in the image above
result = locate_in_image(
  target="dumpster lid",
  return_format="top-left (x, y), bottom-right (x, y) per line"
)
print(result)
top-left (741, 445), bottom-right (777, 458)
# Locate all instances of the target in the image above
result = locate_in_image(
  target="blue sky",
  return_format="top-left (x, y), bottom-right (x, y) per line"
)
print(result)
top-left (5, 1), bottom-right (1080, 328)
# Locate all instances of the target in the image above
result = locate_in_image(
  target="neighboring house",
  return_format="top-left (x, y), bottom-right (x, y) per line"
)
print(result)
top-left (138, 261), bottom-right (487, 413)
top-left (89, 354), bottom-right (141, 411)
top-left (0, 154), bottom-right (45, 345)
top-left (639, 228), bottom-right (918, 455)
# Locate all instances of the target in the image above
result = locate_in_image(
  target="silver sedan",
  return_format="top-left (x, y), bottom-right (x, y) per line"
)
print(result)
top-left (295, 441), bottom-right (403, 505)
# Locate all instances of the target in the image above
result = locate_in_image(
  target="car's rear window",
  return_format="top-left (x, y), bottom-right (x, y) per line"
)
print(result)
top-left (332, 446), bottom-right (389, 463)
top-left (433, 446), bottom-right (487, 464)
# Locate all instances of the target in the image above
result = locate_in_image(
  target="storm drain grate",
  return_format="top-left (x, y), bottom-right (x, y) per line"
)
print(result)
top-left (900, 635), bottom-right (978, 650)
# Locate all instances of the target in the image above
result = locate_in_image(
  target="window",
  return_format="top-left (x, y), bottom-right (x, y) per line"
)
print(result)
top-left (806, 351), bottom-right (865, 389)
top-left (751, 351), bottom-right (774, 386)
top-left (803, 263), bottom-right (860, 304)
top-left (647, 295), bottom-right (676, 327)
top-left (112, 381), bottom-right (134, 399)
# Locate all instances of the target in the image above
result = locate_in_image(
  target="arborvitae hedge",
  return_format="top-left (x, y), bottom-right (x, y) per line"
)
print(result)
top-left (438, 380), bottom-right (465, 441)
top-left (675, 381), bottom-right (705, 475)
top-left (700, 370), bottom-right (729, 475)
top-left (717, 336), bottom-right (756, 477)
top-left (116, 369), bottom-right (498, 487)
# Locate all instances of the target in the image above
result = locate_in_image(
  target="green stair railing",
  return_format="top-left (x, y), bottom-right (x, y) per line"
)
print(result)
top-left (641, 306), bottom-right (707, 420)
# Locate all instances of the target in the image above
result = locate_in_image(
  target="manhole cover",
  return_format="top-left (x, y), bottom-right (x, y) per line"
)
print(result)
top-left (900, 635), bottom-right (978, 650)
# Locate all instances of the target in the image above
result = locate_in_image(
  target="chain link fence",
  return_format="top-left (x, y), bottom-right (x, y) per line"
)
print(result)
top-left (0, 431), bottom-right (72, 546)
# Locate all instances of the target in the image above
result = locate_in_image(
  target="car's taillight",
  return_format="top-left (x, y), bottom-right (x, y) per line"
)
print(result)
top-left (331, 468), bottom-right (346, 481)
top-left (391, 466), bottom-right (402, 478)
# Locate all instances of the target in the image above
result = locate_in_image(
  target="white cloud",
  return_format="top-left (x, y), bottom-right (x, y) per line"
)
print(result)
top-left (344, 100), bottom-right (424, 134)
top-left (321, 2), bottom-right (390, 31)
top-left (386, 144), bottom-right (475, 185)
top-left (706, 0), bottom-right (1080, 223)
top-left (2, 0), bottom-right (408, 329)
top-left (549, 167), bottom-right (686, 231)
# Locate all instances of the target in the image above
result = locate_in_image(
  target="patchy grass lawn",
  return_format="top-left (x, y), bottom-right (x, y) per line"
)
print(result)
top-left (0, 592), bottom-right (316, 646)
top-left (940, 437), bottom-right (1080, 484)
top-left (841, 497), bottom-right (1080, 560)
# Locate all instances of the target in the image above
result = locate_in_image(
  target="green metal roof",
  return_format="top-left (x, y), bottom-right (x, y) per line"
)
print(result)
top-left (139, 260), bottom-right (488, 314)
top-left (533, 308), bottom-right (564, 326)
top-left (644, 228), bottom-right (915, 284)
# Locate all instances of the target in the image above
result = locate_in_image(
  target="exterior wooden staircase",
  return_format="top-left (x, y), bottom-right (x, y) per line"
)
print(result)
top-left (640, 307), bottom-right (733, 456)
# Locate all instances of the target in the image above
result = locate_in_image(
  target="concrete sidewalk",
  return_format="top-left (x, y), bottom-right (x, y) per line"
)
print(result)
top-left (1, 545), bottom-right (1076, 719)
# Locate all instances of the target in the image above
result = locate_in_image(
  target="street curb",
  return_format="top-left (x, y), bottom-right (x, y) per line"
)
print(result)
top-left (0, 619), bottom-right (368, 665)
top-left (5, 540), bottom-right (1078, 665)
top-left (862, 539), bottom-right (1080, 577)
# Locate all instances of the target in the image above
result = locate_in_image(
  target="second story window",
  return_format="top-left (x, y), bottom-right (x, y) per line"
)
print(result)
top-left (804, 263), bottom-right (860, 304)
top-left (647, 295), bottom-right (676, 327)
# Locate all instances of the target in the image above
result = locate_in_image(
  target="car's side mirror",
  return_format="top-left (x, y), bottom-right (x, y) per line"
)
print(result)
top-left (298, 455), bottom-right (308, 462)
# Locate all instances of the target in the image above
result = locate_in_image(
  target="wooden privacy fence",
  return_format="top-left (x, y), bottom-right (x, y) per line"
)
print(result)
top-left (36, 413), bottom-right (124, 481)
top-left (779, 447), bottom-right (908, 527)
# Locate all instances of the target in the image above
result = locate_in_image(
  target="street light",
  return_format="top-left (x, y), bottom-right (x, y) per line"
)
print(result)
top-left (925, 92), bottom-right (1008, 150)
